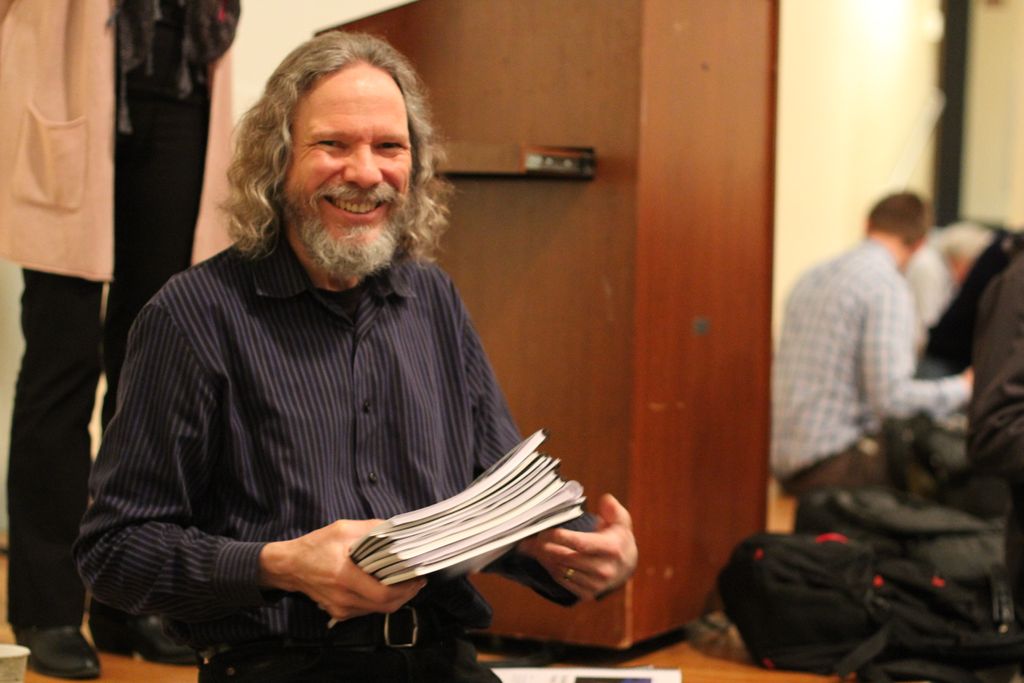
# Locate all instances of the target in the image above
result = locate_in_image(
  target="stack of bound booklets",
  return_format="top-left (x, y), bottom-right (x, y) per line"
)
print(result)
top-left (350, 430), bottom-right (585, 585)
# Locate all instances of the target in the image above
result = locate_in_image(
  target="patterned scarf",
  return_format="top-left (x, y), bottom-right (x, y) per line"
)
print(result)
top-left (110, 0), bottom-right (241, 133)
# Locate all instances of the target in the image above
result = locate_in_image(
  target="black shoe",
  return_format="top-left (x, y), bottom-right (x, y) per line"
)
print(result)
top-left (14, 625), bottom-right (100, 680)
top-left (89, 606), bottom-right (195, 665)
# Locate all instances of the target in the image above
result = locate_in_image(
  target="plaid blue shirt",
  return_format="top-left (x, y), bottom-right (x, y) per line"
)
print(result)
top-left (771, 239), bottom-right (969, 480)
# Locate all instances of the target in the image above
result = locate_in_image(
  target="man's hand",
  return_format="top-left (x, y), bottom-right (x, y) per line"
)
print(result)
top-left (517, 493), bottom-right (638, 601)
top-left (259, 519), bottom-right (425, 624)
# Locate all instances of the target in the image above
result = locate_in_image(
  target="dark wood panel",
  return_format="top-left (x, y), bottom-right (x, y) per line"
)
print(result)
top-left (630, 0), bottom-right (777, 639)
top-left (346, 0), bottom-right (644, 156)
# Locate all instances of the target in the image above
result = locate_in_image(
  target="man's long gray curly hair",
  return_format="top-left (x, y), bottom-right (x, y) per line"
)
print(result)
top-left (225, 31), bottom-right (451, 260)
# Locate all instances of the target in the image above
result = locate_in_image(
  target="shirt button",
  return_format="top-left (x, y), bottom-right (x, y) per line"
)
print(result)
top-left (362, 400), bottom-right (371, 413)
top-left (368, 472), bottom-right (379, 483)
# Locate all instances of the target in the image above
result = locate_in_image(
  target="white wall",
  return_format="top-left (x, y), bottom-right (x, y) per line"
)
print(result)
top-left (0, 0), bottom-right (411, 531)
top-left (773, 0), bottom-right (944, 338)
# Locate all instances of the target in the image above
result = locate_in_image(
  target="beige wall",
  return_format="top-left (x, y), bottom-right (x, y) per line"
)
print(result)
top-left (773, 0), bottom-right (944, 338)
top-left (961, 0), bottom-right (1024, 226)
top-left (0, 261), bottom-right (21, 531)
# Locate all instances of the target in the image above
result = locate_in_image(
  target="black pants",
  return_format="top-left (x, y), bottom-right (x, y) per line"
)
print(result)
top-left (197, 637), bottom-right (500, 683)
top-left (6, 93), bottom-right (208, 628)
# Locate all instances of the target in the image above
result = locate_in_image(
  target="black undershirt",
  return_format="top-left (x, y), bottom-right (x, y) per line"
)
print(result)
top-left (315, 282), bottom-right (365, 322)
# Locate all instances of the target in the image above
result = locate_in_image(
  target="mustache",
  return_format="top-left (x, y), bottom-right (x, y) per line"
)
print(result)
top-left (309, 183), bottom-right (399, 208)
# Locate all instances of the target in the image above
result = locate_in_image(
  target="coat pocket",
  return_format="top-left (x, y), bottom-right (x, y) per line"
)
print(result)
top-left (12, 103), bottom-right (88, 211)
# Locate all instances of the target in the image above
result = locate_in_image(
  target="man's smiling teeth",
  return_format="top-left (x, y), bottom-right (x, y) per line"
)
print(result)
top-left (325, 196), bottom-right (378, 213)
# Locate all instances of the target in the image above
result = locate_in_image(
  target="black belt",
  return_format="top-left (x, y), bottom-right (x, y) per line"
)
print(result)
top-left (199, 606), bottom-right (451, 663)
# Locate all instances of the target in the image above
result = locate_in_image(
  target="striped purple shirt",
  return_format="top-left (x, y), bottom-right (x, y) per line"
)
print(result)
top-left (74, 241), bottom-right (577, 648)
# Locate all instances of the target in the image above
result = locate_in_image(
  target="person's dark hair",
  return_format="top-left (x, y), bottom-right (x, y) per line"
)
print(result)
top-left (867, 192), bottom-right (931, 246)
top-left (225, 31), bottom-right (451, 261)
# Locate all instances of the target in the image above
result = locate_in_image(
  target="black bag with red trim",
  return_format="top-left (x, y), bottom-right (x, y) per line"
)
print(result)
top-left (794, 486), bottom-right (1004, 583)
top-left (717, 532), bottom-right (1024, 682)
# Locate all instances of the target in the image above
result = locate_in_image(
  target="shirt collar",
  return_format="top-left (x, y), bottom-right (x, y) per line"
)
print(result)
top-left (251, 237), bottom-right (310, 300)
top-left (862, 237), bottom-right (898, 268)
top-left (370, 250), bottom-right (417, 301)
top-left (251, 237), bottom-right (417, 302)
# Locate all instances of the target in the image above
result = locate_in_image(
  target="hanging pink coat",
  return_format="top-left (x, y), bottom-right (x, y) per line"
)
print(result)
top-left (0, 0), bottom-right (233, 281)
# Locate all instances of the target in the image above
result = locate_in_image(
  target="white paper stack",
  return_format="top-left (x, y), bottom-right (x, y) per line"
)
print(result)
top-left (493, 667), bottom-right (682, 683)
top-left (350, 430), bottom-right (585, 585)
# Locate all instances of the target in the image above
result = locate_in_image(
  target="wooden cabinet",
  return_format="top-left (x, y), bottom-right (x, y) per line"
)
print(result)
top-left (343, 0), bottom-right (777, 648)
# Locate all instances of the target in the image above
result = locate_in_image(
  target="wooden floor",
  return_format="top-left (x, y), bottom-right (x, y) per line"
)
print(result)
top-left (0, 488), bottom-right (831, 682)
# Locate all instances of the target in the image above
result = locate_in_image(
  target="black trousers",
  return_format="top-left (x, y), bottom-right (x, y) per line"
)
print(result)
top-left (6, 93), bottom-right (208, 628)
top-left (197, 637), bottom-right (501, 683)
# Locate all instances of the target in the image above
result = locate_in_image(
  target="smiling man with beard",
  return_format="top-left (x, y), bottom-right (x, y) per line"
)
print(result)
top-left (73, 31), bottom-right (637, 683)
top-left (279, 61), bottom-right (410, 291)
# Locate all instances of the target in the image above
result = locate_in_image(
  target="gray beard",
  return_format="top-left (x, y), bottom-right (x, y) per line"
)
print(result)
top-left (283, 189), bottom-right (403, 282)
top-left (296, 215), bottom-right (397, 281)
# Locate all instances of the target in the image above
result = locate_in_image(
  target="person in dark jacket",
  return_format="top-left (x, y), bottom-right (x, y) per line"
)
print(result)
top-left (920, 230), bottom-right (1024, 378)
top-left (967, 241), bottom-right (1024, 604)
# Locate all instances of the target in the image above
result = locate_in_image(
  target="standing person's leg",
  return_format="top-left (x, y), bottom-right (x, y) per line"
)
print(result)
top-left (8, 269), bottom-right (103, 679)
top-left (100, 95), bottom-right (208, 428)
top-left (89, 94), bottom-right (209, 665)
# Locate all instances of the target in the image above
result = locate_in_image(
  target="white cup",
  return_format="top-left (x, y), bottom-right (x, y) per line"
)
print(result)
top-left (0, 644), bottom-right (29, 683)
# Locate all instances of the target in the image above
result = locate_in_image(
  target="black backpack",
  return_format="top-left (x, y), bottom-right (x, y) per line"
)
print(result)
top-left (718, 533), bottom-right (1024, 682)
top-left (882, 413), bottom-right (1010, 519)
top-left (794, 486), bottom-right (1004, 582)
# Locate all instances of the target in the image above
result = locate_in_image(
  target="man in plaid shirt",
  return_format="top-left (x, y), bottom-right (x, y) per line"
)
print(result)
top-left (771, 192), bottom-right (972, 496)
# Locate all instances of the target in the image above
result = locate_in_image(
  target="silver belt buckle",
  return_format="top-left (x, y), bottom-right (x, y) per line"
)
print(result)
top-left (199, 643), bottom-right (232, 665)
top-left (384, 606), bottom-right (418, 648)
